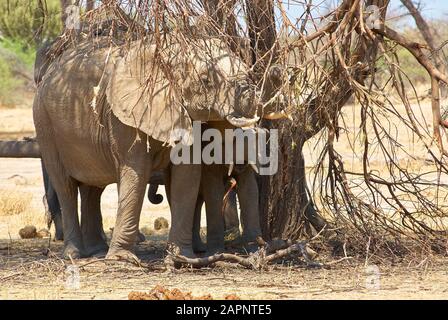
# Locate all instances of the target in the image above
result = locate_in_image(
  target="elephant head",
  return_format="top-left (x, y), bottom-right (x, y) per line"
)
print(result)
top-left (106, 37), bottom-right (289, 146)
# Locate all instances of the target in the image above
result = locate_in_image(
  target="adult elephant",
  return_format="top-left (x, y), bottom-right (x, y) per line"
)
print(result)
top-left (34, 36), bottom-right (287, 261)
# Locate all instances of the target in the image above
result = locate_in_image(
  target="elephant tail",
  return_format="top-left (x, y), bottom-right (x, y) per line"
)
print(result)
top-left (147, 184), bottom-right (164, 204)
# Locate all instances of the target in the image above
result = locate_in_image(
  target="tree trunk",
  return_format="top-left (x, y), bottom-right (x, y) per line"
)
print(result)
top-left (243, 0), bottom-right (327, 240)
top-left (258, 131), bottom-right (327, 239)
top-left (0, 140), bottom-right (41, 158)
top-left (245, 0), bottom-right (278, 74)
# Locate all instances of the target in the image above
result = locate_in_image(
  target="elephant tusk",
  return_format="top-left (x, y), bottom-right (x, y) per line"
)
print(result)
top-left (226, 114), bottom-right (260, 128)
top-left (228, 163), bottom-right (234, 176)
top-left (249, 163), bottom-right (259, 174)
top-left (263, 110), bottom-right (293, 121)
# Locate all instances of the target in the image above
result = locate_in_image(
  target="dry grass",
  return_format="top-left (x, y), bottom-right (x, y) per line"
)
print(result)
top-left (1, 236), bottom-right (448, 300)
top-left (0, 189), bottom-right (32, 216)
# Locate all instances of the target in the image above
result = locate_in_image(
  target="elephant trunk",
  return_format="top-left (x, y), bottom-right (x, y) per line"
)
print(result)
top-left (0, 140), bottom-right (41, 158)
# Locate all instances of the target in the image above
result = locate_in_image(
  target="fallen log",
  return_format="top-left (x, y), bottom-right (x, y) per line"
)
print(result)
top-left (0, 139), bottom-right (41, 158)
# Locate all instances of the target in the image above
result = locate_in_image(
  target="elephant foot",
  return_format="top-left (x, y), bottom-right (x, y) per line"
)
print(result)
top-left (224, 227), bottom-right (242, 247)
top-left (165, 243), bottom-right (197, 269)
top-left (178, 246), bottom-right (196, 258)
top-left (53, 215), bottom-right (64, 241)
top-left (192, 238), bottom-right (207, 253)
top-left (205, 245), bottom-right (224, 256)
top-left (137, 231), bottom-right (146, 244)
top-left (84, 241), bottom-right (109, 258)
top-left (242, 242), bottom-right (260, 254)
top-left (63, 243), bottom-right (84, 260)
top-left (106, 248), bottom-right (141, 265)
top-left (54, 231), bottom-right (64, 242)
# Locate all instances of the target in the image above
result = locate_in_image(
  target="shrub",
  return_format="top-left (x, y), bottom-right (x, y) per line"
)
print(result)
top-left (0, 189), bottom-right (32, 216)
top-left (0, 0), bottom-right (62, 46)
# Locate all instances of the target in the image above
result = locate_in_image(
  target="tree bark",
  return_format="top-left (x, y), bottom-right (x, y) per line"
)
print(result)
top-left (245, 0), bottom-right (278, 75)
top-left (0, 140), bottom-right (41, 158)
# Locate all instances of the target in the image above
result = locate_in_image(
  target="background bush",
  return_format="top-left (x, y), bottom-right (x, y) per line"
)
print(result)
top-left (0, 0), bottom-right (62, 107)
top-left (0, 0), bottom-right (62, 45)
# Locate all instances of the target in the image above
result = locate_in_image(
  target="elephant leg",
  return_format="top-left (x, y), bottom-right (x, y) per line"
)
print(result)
top-left (41, 161), bottom-right (63, 240)
top-left (105, 119), bottom-right (151, 261)
top-left (202, 165), bottom-right (225, 254)
top-left (236, 167), bottom-right (262, 244)
top-left (168, 163), bottom-right (201, 257)
top-left (80, 184), bottom-right (108, 257)
top-left (35, 102), bottom-right (83, 258)
top-left (222, 188), bottom-right (242, 247)
top-left (45, 168), bottom-right (82, 258)
top-left (47, 189), bottom-right (63, 241)
top-left (192, 195), bottom-right (206, 253)
top-left (106, 161), bottom-right (150, 262)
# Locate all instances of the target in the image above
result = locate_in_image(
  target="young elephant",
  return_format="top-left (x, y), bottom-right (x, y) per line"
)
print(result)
top-left (34, 35), bottom-right (286, 261)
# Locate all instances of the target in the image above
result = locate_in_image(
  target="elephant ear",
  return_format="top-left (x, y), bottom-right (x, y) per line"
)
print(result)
top-left (106, 41), bottom-right (192, 146)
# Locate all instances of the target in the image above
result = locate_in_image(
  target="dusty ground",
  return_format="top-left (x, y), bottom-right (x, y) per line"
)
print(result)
top-left (1, 105), bottom-right (448, 300)
top-left (1, 238), bottom-right (448, 300)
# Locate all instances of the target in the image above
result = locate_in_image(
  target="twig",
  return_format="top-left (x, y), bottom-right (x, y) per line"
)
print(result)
top-left (0, 272), bottom-right (23, 282)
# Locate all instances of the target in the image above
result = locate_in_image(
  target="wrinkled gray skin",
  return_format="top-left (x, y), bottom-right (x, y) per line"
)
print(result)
top-left (167, 122), bottom-right (262, 255)
top-left (42, 163), bottom-right (164, 243)
top-left (34, 39), bottom-right (55, 86)
top-left (33, 43), bottom-right (161, 243)
top-left (33, 38), bottom-right (270, 261)
top-left (0, 138), bottom-right (243, 252)
top-left (189, 164), bottom-right (260, 254)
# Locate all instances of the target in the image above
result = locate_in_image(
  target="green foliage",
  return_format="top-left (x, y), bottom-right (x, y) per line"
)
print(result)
top-left (0, 50), bottom-right (23, 107)
top-left (0, 38), bottom-right (36, 68)
top-left (0, 38), bottom-right (36, 107)
top-left (0, 0), bottom-right (62, 107)
top-left (0, 0), bottom-right (62, 46)
top-left (395, 46), bottom-right (428, 84)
